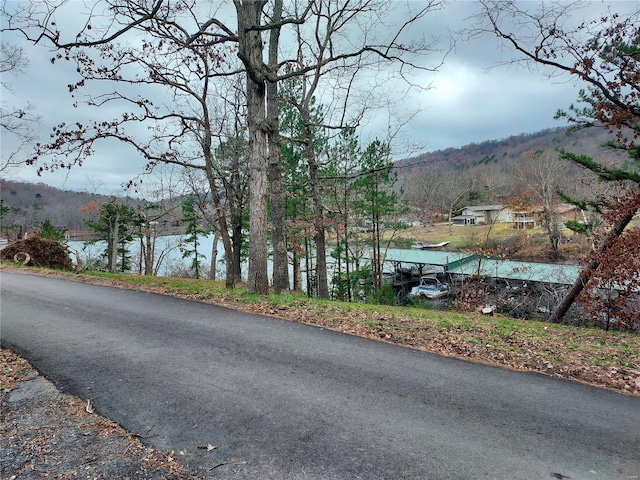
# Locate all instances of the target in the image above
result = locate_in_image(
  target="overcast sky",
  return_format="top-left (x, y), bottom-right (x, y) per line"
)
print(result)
top-left (0, 1), bottom-right (631, 194)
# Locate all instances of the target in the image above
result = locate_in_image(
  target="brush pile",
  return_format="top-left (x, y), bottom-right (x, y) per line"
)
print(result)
top-left (0, 236), bottom-right (73, 270)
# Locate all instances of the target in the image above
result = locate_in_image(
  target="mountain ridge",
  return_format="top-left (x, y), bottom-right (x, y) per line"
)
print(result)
top-left (394, 125), bottom-right (615, 175)
top-left (2, 125), bottom-right (620, 233)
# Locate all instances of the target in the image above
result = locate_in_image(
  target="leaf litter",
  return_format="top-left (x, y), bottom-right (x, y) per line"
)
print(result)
top-left (0, 348), bottom-right (199, 479)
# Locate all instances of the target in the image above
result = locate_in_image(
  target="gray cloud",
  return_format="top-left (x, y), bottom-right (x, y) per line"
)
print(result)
top-left (1, 1), bottom-right (628, 193)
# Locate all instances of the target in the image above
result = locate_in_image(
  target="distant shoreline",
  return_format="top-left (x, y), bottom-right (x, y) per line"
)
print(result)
top-left (65, 228), bottom-right (187, 242)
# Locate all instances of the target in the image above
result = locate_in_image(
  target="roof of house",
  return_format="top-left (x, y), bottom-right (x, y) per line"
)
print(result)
top-left (512, 203), bottom-right (578, 214)
top-left (462, 205), bottom-right (505, 212)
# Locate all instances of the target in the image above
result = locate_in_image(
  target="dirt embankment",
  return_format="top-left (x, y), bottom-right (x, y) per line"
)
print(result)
top-left (1, 349), bottom-right (199, 479)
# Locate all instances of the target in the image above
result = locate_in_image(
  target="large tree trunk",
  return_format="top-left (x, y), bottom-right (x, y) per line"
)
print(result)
top-left (228, 138), bottom-right (244, 283)
top-left (548, 203), bottom-right (637, 323)
top-left (236, 0), bottom-right (269, 294)
top-left (305, 122), bottom-right (329, 299)
top-left (209, 230), bottom-right (219, 281)
top-left (232, 221), bottom-right (242, 281)
top-left (267, 0), bottom-right (289, 294)
top-left (245, 73), bottom-right (269, 293)
top-left (202, 107), bottom-right (235, 287)
top-left (108, 210), bottom-right (120, 273)
top-left (206, 174), bottom-right (235, 288)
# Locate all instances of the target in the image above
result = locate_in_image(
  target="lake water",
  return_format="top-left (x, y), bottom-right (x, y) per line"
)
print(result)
top-left (68, 233), bottom-right (229, 278)
top-left (67, 233), bottom-right (317, 287)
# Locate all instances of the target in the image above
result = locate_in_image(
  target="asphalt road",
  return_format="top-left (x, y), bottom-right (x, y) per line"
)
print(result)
top-left (1, 271), bottom-right (639, 479)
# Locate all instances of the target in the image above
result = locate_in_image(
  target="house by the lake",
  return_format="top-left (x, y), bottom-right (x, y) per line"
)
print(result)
top-left (451, 203), bottom-right (579, 229)
top-left (451, 205), bottom-right (511, 226)
top-left (512, 203), bottom-right (578, 229)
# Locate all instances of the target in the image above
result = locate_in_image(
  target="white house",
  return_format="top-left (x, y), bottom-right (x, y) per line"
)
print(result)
top-left (452, 205), bottom-right (512, 226)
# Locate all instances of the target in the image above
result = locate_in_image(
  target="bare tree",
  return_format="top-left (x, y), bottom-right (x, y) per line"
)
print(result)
top-left (0, 42), bottom-right (41, 172)
top-left (475, 1), bottom-right (640, 324)
top-left (3, 0), bottom-right (446, 295)
top-left (510, 149), bottom-right (568, 260)
top-left (214, 129), bottom-right (251, 283)
top-left (442, 172), bottom-right (479, 233)
top-left (403, 170), bottom-right (447, 225)
top-left (4, 1), bottom-right (247, 287)
top-left (281, 0), bottom-right (444, 298)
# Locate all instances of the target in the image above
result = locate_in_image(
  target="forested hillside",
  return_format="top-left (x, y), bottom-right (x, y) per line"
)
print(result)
top-left (0, 125), bottom-right (622, 235)
top-left (395, 126), bottom-right (618, 176)
top-left (1, 180), bottom-right (102, 231)
top-left (397, 125), bottom-right (632, 227)
top-left (0, 180), bottom-right (145, 235)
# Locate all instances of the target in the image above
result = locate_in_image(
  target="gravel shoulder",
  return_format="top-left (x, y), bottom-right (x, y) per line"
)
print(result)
top-left (1, 348), bottom-right (199, 479)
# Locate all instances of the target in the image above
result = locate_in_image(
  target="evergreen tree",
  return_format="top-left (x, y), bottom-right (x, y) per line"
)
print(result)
top-left (353, 139), bottom-right (407, 293)
top-left (324, 127), bottom-right (363, 301)
top-left (480, 2), bottom-right (640, 327)
top-left (548, 43), bottom-right (640, 326)
top-left (85, 199), bottom-right (137, 272)
top-left (37, 219), bottom-right (66, 242)
top-left (181, 197), bottom-right (209, 279)
top-left (279, 80), bottom-right (324, 295)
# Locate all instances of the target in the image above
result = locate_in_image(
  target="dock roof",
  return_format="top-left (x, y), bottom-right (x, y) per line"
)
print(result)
top-left (377, 248), bottom-right (580, 285)
top-left (447, 257), bottom-right (580, 285)
top-left (379, 248), bottom-right (479, 269)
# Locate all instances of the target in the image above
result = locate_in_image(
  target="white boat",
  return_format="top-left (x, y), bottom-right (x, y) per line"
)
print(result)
top-left (411, 241), bottom-right (450, 249)
top-left (409, 276), bottom-right (450, 299)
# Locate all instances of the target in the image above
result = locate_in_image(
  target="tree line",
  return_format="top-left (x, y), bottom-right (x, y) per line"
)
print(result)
top-left (2, 0), bottom-right (443, 297)
top-left (1, 1), bottom-right (639, 327)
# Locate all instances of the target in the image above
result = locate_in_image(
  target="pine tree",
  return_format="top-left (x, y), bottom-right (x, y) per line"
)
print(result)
top-left (181, 197), bottom-right (209, 279)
